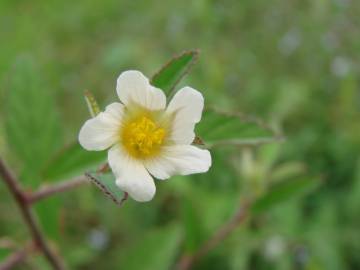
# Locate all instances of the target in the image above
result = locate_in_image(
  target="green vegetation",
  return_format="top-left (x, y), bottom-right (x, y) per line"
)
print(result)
top-left (1, 1), bottom-right (360, 269)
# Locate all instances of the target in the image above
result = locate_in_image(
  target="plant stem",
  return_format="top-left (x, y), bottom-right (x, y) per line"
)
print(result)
top-left (29, 176), bottom-right (88, 203)
top-left (177, 199), bottom-right (251, 270)
top-left (0, 242), bottom-right (34, 270)
top-left (0, 158), bottom-right (65, 270)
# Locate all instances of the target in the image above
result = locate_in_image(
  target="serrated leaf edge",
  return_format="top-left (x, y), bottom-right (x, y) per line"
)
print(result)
top-left (85, 172), bottom-right (128, 206)
top-left (151, 49), bottom-right (200, 94)
top-left (198, 107), bottom-right (284, 148)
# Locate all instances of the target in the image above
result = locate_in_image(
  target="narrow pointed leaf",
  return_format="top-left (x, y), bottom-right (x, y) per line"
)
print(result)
top-left (151, 50), bottom-right (199, 96)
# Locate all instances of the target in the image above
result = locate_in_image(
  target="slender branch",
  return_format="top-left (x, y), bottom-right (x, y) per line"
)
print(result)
top-left (28, 162), bottom-right (109, 204)
top-left (28, 176), bottom-right (88, 204)
top-left (177, 199), bottom-right (251, 270)
top-left (0, 248), bottom-right (28, 270)
top-left (0, 243), bottom-right (34, 270)
top-left (0, 158), bottom-right (65, 270)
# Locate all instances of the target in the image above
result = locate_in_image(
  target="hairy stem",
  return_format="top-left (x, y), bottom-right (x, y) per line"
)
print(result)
top-left (0, 242), bottom-right (34, 270)
top-left (29, 176), bottom-right (88, 203)
top-left (0, 158), bottom-right (65, 270)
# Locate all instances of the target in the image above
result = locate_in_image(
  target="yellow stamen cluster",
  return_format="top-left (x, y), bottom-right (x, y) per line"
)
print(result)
top-left (121, 116), bottom-right (166, 159)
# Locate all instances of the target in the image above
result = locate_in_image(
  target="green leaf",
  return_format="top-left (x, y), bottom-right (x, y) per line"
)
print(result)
top-left (182, 197), bottom-right (207, 252)
top-left (35, 197), bottom-right (61, 241)
top-left (252, 176), bottom-right (321, 214)
top-left (85, 172), bottom-right (127, 205)
top-left (5, 57), bottom-right (61, 186)
top-left (151, 50), bottom-right (199, 96)
top-left (43, 142), bottom-right (106, 181)
top-left (119, 224), bottom-right (182, 270)
top-left (0, 248), bottom-right (11, 263)
top-left (196, 109), bottom-right (279, 148)
top-left (3, 57), bottom-right (65, 240)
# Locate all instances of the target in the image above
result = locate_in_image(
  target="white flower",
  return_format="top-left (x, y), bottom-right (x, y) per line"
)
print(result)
top-left (79, 70), bottom-right (212, 202)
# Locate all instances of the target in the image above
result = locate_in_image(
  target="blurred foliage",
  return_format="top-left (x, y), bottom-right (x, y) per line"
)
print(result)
top-left (1, 0), bottom-right (360, 269)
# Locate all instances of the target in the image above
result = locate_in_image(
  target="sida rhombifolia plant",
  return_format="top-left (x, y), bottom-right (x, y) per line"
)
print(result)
top-left (80, 50), bottom-right (281, 204)
top-left (1, 50), bottom-right (291, 270)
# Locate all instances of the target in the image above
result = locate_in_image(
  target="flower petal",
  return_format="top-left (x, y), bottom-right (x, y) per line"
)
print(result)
top-left (166, 87), bottom-right (204, 144)
top-left (144, 145), bottom-right (211, 180)
top-left (116, 70), bottom-right (166, 111)
top-left (79, 102), bottom-right (124, 151)
top-left (108, 145), bottom-right (156, 202)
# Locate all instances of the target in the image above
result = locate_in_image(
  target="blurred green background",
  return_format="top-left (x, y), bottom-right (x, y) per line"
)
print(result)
top-left (1, 0), bottom-right (360, 269)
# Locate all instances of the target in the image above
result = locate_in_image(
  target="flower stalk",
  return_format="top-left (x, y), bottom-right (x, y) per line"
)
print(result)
top-left (0, 242), bottom-right (35, 270)
top-left (0, 158), bottom-right (66, 270)
top-left (28, 176), bottom-right (88, 204)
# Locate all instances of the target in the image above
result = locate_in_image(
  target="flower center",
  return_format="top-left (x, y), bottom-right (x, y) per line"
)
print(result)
top-left (121, 115), bottom-right (166, 159)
